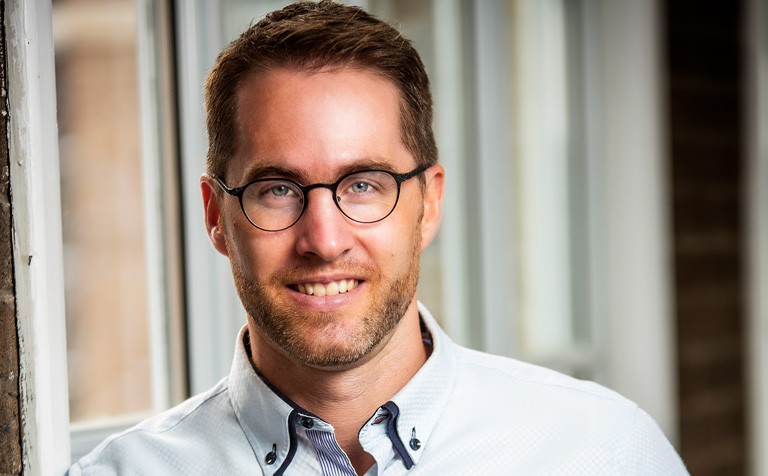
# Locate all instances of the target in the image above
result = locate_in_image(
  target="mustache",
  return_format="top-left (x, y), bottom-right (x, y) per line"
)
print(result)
top-left (269, 260), bottom-right (378, 283)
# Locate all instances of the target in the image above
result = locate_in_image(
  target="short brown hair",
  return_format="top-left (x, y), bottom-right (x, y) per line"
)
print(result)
top-left (204, 0), bottom-right (437, 180)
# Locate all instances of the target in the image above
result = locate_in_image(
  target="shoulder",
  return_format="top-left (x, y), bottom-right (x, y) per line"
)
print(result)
top-left (70, 378), bottom-right (247, 475)
top-left (449, 345), bottom-right (636, 437)
top-left (453, 344), bottom-right (628, 406)
top-left (440, 344), bottom-right (688, 474)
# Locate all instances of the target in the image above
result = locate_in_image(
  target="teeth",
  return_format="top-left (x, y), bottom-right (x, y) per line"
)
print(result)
top-left (295, 279), bottom-right (358, 296)
top-left (296, 283), bottom-right (312, 295)
top-left (326, 282), bottom-right (338, 295)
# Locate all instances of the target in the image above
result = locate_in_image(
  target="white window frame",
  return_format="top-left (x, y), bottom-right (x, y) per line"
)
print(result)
top-left (176, 0), bottom-right (247, 394)
top-left (137, 0), bottom-right (189, 419)
top-left (7, 0), bottom-right (71, 473)
top-left (470, 0), bottom-right (520, 356)
top-left (509, 0), bottom-right (575, 360)
top-left (431, 0), bottom-right (473, 346)
top-left (580, 0), bottom-right (677, 441)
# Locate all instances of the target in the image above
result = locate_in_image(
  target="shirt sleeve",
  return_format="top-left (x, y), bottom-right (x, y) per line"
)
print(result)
top-left (622, 407), bottom-right (690, 475)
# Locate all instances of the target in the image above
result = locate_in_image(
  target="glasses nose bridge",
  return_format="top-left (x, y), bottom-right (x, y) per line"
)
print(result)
top-left (303, 181), bottom-right (339, 201)
top-left (301, 181), bottom-right (342, 214)
top-left (303, 181), bottom-right (337, 193)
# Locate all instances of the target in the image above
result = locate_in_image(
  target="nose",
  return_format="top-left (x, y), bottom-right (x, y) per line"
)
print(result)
top-left (293, 187), bottom-right (355, 262)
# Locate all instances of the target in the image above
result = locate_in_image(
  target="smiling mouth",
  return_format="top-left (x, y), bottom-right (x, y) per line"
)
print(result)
top-left (293, 279), bottom-right (360, 297)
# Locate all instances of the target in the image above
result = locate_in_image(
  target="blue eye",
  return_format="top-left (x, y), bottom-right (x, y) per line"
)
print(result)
top-left (270, 185), bottom-right (291, 196)
top-left (350, 182), bottom-right (371, 193)
top-left (247, 180), bottom-right (301, 206)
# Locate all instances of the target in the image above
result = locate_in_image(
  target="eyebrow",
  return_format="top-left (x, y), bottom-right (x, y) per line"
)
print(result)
top-left (239, 159), bottom-right (399, 185)
top-left (239, 165), bottom-right (301, 184)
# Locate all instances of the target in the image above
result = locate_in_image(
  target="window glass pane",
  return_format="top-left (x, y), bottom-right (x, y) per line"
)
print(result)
top-left (53, 0), bottom-right (152, 423)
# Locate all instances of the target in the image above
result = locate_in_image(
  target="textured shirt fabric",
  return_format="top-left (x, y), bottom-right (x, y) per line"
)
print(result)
top-left (69, 303), bottom-right (689, 475)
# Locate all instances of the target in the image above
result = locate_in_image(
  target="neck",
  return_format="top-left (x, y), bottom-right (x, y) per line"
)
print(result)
top-left (248, 302), bottom-right (429, 474)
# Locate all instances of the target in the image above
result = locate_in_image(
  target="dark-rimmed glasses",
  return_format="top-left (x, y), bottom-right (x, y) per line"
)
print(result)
top-left (215, 165), bottom-right (428, 232)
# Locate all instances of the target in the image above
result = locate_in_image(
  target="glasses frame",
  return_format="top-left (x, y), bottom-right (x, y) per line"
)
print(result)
top-left (214, 165), bottom-right (429, 232)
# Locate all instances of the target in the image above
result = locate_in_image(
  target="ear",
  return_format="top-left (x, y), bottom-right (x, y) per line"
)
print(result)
top-left (200, 174), bottom-right (230, 257)
top-left (419, 164), bottom-right (445, 251)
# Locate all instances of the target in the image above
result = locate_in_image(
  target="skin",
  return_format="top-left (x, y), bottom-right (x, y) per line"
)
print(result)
top-left (200, 67), bottom-right (444, 474)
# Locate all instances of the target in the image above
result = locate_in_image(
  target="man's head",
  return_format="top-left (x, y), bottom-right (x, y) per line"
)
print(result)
top-left (200, 2), bottom-right (443, 372)
top-left (204, 0), bottom-right (437, 181)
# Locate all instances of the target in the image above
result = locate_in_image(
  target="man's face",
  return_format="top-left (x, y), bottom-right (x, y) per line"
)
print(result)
top-left (202, 68), bottom-right (443, 370)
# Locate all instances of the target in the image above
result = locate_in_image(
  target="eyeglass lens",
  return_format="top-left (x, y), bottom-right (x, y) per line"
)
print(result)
top-left (241, 170), bottom-right (401, 231)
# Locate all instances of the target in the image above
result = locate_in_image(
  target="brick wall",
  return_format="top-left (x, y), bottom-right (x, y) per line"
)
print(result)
top-left (666, 1), bottom-right (746, 474)
top-left (0, 0), bottom-right (23, 472)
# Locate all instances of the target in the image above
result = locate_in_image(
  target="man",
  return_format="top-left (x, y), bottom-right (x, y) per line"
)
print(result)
top-left (71, 2), bottom-right (688, 475)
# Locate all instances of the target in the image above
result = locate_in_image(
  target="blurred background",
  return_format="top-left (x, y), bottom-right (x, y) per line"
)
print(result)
top-left (50, 0), bottom-right (767, 474)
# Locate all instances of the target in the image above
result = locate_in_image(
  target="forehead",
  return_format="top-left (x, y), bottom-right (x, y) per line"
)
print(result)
top-left (229, 67), bottom-right (413, 182)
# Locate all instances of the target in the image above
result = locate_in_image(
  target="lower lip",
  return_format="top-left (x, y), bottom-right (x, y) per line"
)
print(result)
top-left (287, 282), bottom-right (364, 312)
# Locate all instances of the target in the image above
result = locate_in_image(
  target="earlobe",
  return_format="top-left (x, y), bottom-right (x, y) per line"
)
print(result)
top-left (200, 175), bottom-right (230, 257)
top-left (420, 164), bottom-right (445, 250)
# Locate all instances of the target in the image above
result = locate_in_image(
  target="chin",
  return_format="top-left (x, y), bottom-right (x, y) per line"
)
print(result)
top-left (279, 320), bottom-right (389, 369)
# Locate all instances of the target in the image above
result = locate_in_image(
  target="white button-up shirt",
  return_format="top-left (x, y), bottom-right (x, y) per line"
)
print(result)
top-left (70, 304), bottom-right (688, 475)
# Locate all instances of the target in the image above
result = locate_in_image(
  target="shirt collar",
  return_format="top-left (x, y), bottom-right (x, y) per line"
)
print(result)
top-left (228, 329), bottom-right (295, 473)
top-left (382, 302), bottom-right (457, 467)
top-left (227, 302), bottom-right (457, 472)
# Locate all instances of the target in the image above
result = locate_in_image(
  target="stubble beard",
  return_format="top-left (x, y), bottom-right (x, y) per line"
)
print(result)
top-left (230, 235), bottom-right (422, 369)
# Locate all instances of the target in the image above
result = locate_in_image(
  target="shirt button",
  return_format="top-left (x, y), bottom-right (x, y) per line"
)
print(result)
top-left (300, 417), bottom-right (314, 429)
top-left (265, 444), bottom-right (277, 465)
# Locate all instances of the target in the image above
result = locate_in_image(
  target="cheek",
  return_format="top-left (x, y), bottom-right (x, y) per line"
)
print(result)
top-left (365, 210), bottom-right (421, 263)
top-left (225, 221), bottom-right (273, 276)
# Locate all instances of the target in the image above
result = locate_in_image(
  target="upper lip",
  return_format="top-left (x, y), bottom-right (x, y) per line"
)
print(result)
top-left (288, 274), bottom-right (364, 285)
